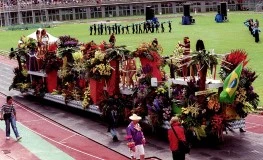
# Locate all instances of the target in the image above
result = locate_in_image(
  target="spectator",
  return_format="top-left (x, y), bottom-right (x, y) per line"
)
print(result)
top-left (0, 96), bottom-right (22, 141)
top-left (168, 116), bottom-right (187, 160)
top-left (106, 104), bottom-right (119, 142)
top-left (109, 32), bottom-right (116, 46)
top-left (126, 114), bottom-right (146, 160)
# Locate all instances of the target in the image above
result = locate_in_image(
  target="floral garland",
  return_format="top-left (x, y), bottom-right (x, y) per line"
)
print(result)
top-left (82, 87), bottom-right (91, 109)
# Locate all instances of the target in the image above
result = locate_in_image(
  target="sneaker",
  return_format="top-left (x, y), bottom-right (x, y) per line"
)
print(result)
top-left (17, 136), bottom-right (22, 141)
top-left (240, 128), bottom-right (246, 133)
top-left (113, 136), bottom-right (119, 142)
top-left (6, 137), bottom-right (10, 140)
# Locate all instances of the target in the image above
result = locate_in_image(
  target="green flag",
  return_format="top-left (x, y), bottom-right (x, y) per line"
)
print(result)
top-left (220, 63), bottom-right (243, 103)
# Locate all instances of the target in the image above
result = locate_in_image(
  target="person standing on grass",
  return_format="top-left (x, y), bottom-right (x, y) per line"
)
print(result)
top-left (89, 25), bottom-right (93, 35)
top-left (0, 96), bottom-right (22, 141)
top-left (126, 114), bottom-right (146, 160)
top-left (109, 33), bottom-right (116, 46)
top-left (168, 20), bottom-right (172, 33)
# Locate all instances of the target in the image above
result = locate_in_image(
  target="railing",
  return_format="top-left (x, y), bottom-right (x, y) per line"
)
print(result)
top-left (1, 0), bottom-right (182, 12)
top-left (255, 1), bottom-right (263, 11)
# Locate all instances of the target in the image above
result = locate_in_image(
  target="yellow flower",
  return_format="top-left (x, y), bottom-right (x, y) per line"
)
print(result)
top-left (72, 51), bottom-right (83, 61)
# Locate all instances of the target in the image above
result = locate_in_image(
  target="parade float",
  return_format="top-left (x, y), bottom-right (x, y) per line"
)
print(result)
top-left (8, 30), bottom-right (259, 142)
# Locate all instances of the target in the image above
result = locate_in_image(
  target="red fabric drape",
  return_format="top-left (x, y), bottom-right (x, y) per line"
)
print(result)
top-left (150, 61), bottom-right (162, 81)
top-left (139, 57), bottom-right (162, 81)
top-left (90, 78), bottom-right (105, 104)
top-left (139, 57), bottom-right (150, 67)
top-left (48, 43), bottom-right (57, 52)
top-left (78, 78), bottom-right (86, 89)
top-left (46, 70), bottom-right (57, 93)
top-left (107, 60), bottom-right (120, 96)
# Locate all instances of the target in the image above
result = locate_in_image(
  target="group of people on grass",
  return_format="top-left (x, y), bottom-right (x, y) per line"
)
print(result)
top-left (244, 19), bottom-right (260, 43)
top-left (89, 20), bottom-right (172, 36)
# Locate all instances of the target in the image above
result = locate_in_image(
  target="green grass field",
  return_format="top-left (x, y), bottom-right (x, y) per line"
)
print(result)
top-left (0, 11), bottom-right (262, 106)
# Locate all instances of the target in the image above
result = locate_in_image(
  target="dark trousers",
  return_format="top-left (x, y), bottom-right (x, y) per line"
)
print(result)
top-left (255, 31), bottom-right (259, 43)
top-left (172, 150), bottom-right (185, 160)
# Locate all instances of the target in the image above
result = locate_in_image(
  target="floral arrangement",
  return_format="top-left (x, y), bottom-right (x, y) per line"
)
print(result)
top-left (15, 82), bottom-right (31, 92)
top-left (210, 114), bottom-right (224, 136)
top-left (219, 50), bottom-right (259, 118)
top-left (57, 35), bottom-right (79, 68)
top-left (17, 36), bottom-right (37, 50)
top-left (207, 94), bottom-right (220, 112)
top-left (181, 103), bottom-right (200, 118)
top-left (155, 84), bottom-right (168, 96)
top-left (58, 35), bottom-right (79, 48)
top-left (87, 50), bottom-right (112, 80)
top-left (131, 42), bottom-right (163, 66)
top-left (220, 49), bottom-right (248, 72)
top-left (163, 107), bottom-right (172, 121)
top-left (72, 51), bottom-right (87, 73)
top-left (82, 87), bottom-right (91, 109)
top-left (104, 45), bottom-right (131, 61)
top-left (43, 52), bottom-right (63, 73)
top-left (174, 43), bottom-right (184, 56)
top-left (81, 41), bottom-right (98, 59)
top-left (9, 66), bottom-right (30, 91)
top-left (137, 84), bottom-right (149, 100)
top-left (167, 43), bottom-right (184, 65)
top-left (31, 78), bottom-right (46, 96)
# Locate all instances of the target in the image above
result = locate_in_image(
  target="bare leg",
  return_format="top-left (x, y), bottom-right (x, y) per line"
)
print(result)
top-left (128, 71), bottom-right (136, 88)
top-left (140, 155), bottom-right (145, 160)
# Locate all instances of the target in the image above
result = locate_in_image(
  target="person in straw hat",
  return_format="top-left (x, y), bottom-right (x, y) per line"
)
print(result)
top-left (126, 114), bottom-right (146, 160)
top-left (168, 116), bottom-right (187, 160)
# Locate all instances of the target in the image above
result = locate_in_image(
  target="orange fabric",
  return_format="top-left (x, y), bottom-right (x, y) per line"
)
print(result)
top-left (168, 122), bottom-right (186, 151)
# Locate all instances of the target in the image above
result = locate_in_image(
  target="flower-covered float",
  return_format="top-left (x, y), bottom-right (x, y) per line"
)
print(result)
top-left (9, 31), bottom-right (259, 143)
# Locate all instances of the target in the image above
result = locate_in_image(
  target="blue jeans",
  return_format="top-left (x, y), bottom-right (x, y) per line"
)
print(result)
top-left (5, 116), bottom-right (20, 138)
top-left (110, 128), bottom-right (117, 138)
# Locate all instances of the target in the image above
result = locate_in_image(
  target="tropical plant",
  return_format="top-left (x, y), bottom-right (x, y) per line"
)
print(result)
top-left (42, 52), bottom-right (63, 73)
top-left (189, 50), bottom-right (218, 91)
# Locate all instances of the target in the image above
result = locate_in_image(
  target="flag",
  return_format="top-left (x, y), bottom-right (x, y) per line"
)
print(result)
top-left (220, 63), bottom-right (243, 103)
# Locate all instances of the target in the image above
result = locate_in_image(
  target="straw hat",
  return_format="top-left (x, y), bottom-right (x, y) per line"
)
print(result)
top-left (129, 114), bottom-right (142, 121)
